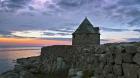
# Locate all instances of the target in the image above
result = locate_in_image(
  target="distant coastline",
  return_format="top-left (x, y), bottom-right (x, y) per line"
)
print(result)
top-left (0, 46), bottom-right (42, 48)
top-left (0, 49), bottom-right (40, 52)
top-left (0, 46), bottom-right (41, 52)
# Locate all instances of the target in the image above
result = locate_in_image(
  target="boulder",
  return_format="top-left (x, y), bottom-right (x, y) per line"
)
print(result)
top-left (95, 45), bottom-right (109, 54)
top-left (108, 45), bottom-right (118, 54)
top-left (117, 76), bottom-right (124, 78)
top-left (14, 65), bottom-right (24, 72)
top-left (116, 46), bottom-right (124, 53)
top-left (106, 73), bottom-right (115, 78)
top-left (137, 47), bottom-right (140, 52)
top-left (19, 71), bottom-right (35, 78)
top-left (124, 45), bottom-right (137, 54)
top-left (122, 53), bottom-right (133, 63)
top-left (94, 75), bottom-right (104, 78)
top-left (90, 76), bottom-right (97, 78)
top-left (138, 69), bottom-right (140, 78)
top-left (106, 53), bottom-right (114, 64)
top-left (122, 63), bottom-right (139, 78)
top-left (68, 68), bottom-right (77, 77)
top-left (76, 71), bottom-right (83, 77)
top-left (0, 71), bottom-right (19, 78)
top-left (103, 65), bottom-right (113, 75)
top-left (113, 65), bottom-right (122, 76)
top-left (115, 53), bottom-right (123, 64)
top-left (94, 65), bottom-right (103, 75)
top-left (55, 57), bottom-right (67, 71)
top-left (133, 53), bottom-right (140, 65)
top-left (69, 70), bottom-right (83, 78)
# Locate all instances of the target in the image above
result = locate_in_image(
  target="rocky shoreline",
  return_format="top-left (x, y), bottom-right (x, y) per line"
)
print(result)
top-left (1, 42), bottom-right (140, 78)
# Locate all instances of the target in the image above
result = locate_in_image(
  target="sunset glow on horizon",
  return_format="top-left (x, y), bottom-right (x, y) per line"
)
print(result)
top-left (0, 37), bottom-right (71, 46)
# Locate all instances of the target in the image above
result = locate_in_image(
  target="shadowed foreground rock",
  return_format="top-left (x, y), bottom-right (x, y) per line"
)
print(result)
top-left (1, 42), bottom-right (140, 78)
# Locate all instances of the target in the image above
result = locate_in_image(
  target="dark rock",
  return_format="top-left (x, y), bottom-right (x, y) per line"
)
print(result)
top-left (124, 45), bottom-right (137, 54)
top-left (117, 76), bottom-right (124, 78)
top-left (103, 65), bottom-right (113, 75)
top-left (138, 69), bottom-right (140, 78)
top-left (19, 71), bottom-right (36, 78)
top-left (122, 53), bottom-right (133, 63)
top-left (133, 53), bottom-right (140, 65)
top-left (116, 46), bottom-right (124, 53)
top-left (0, 71), bottom-right (19, 78)
top-left (113, 65), bottom-right (122, 76)
top-left (115, 53), bottom-right (123, 64)
top-left (122, 63), bottom-right (139, 78)
top-left (137, 47), bottom-right (140, 53)
top-left (106, 73), bottom-right (116, 78)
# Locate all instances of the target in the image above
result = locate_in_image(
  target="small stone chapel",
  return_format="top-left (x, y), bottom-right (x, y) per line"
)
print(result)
top-left (72, 17), bottom-right (100, 45)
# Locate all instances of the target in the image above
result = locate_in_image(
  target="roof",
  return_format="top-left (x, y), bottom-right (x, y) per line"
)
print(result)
top-left (73, 17), bottom-right (100, 34)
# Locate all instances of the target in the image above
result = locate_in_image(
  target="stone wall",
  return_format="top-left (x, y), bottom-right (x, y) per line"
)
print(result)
top-left (41, 43), bottom-right (140, 78)
top-left (41, 45), bottom-right (96, 71)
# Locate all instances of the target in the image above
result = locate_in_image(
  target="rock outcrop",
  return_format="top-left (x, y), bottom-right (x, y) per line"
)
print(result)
top-left (1, 42), bottom-right (140, 78)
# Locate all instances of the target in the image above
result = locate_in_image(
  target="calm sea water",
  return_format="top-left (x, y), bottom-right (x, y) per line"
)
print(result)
top-left (0, 47), bottom-right (41, 74)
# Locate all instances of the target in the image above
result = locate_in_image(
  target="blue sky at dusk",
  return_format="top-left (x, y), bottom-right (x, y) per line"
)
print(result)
top-left (0, 0), bottom-right (140, 46)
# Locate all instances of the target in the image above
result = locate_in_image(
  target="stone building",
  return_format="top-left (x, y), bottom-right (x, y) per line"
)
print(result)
top-left (72, 17), bottom-right (100, 45)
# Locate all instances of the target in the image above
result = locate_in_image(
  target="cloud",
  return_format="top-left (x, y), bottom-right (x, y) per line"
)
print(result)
top-left (101, 27), bottom-right (128, 32)
top-left (126, 38), bottom-right (140, 42)
top-left (133, 29), bottom-right (140, 32)
top-left (0, 0), bottom-right (59, 14)
top-left (56, 33), bottom-right (71, 36)
top-left (45, 38), bottom-right (71, 41)
top-left (128, 17), bottom-right (140, 26)
top-left (0, 0), bottom-right (32, 12)
top-left (49, 28), bottom-right (74, 33)
top-left (56, 0), bottom-right (87, 9)
top-left (43, 32), bottom-right (55, 36)
top-left (118, 0), bottom-right (140, 6)
top-left (10, 29), bottom-right (72, 39)
top-left (0, 30), bottom-right (13, 37)
top-left (0, 30), bottom-right (11, 35)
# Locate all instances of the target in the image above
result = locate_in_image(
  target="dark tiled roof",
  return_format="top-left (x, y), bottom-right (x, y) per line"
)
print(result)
top-left (73, 18), bottom-right (99, 34)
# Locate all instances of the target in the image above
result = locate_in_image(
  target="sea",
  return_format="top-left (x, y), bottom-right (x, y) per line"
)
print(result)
top-left (0, 47), bottom-right (41, 74)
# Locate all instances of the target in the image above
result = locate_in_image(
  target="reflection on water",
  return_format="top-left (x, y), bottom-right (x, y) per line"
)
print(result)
top-left (0, 47), bottom-right (41, 74)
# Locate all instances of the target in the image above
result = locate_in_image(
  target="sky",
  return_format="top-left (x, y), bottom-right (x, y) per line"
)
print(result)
top-left (0, 0), bottom-right (140, 46)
